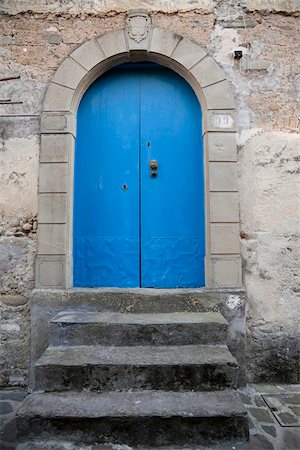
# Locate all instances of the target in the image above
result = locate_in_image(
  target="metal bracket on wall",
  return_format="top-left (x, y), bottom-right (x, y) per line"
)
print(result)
top-left (0, 75), bottom-right (23, 104)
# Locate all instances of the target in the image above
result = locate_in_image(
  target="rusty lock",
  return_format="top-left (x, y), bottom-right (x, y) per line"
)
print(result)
top-left (149, 160), bottom-right (158, 176)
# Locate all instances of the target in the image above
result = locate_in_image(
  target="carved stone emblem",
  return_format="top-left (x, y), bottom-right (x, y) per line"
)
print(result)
top-left (126, 10), bottom-right (151, 43)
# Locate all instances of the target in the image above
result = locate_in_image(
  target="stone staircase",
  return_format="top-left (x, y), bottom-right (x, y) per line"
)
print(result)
top-left (16, 290), bottom-right (249, 449)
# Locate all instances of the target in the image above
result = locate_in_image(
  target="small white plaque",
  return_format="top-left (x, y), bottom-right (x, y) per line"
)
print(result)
top-left (211, 114), bottom-right (234, 129)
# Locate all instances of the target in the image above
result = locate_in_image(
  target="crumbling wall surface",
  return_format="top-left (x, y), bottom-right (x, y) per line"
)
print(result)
top-left (240, 132), bottom-right (299, 383)
top-left (0, 10), bottom-right (126, 388)
top-left (0, 118), bottom-right (38, 386)
top-left (0, 0), bottom-right (299, 386)
top-left (1, 0), bottom-right (300, 15)
top-left (209, 4), bottom-right (300, 383)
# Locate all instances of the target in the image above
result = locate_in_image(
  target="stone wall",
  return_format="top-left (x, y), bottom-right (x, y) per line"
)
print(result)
top-left (0, 0), bottom-right (299, 386)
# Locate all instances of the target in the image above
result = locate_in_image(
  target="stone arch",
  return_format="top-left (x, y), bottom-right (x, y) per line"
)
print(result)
top-left (36, 23), bottom-right (241, 289)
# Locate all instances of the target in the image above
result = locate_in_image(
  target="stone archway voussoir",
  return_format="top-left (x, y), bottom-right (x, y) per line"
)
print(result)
top-left (191, 56), bottom-right (225, 88)
top-left (97, 29), bottom-right (128, 58)
top-left (203, 80), bottom-right (235, 110)
top-left (43, 82), bottom-right (74, 112)
top-left (171, 38), bottom-right (207, 70)
top-left (52, 57), bottom-right (88, 90)
top-left (70, 39), bottom-right (106, 72)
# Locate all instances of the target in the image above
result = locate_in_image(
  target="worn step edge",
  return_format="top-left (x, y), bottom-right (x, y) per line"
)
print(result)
top-left (35, 344), bottom-right (237, 367)
top-left (50, 311), bottom-right (228, 325)
top-left (17, 391), bottom-right (249, 447)
top-left (49, 311), bottom-right (228, 346)
top-left (17, 390), bottom-right (247, 419)
top-left (31, 289), bottom-right (247, 315)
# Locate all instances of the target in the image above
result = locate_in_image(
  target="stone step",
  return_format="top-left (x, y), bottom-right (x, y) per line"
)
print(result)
top-left (16, 390), bottom-right (249, 448)
top-left (34, 344), bottom-right (238, 392)
top-left (49, 311), bottom-right (228, 346)
top-left (32, 288), bottom-right (246, 314)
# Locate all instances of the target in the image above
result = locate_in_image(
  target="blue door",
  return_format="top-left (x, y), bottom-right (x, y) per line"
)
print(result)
top-left (74, 63), bottom-right (205, 288)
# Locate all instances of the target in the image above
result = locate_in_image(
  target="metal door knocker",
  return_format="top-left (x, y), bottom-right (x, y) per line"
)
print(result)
top-left (149, 160), bottom-right (158, 176)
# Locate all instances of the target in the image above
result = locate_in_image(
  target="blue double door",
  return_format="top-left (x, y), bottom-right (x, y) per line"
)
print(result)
top-left (74, 63), bottom-right (205, 288)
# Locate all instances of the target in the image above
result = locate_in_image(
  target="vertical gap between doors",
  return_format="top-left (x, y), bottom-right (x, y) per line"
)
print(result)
top-left (138, 71), bottom-right (142, 288)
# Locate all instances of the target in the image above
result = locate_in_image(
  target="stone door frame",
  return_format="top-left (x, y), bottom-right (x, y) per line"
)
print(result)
top-left (36, 20), bottom-right (241, 289)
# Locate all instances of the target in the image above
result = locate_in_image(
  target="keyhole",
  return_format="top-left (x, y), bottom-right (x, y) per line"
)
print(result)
top-left (147, 142), bottom-right (151, 147)
top-left (122, 184), bottom-right (128, 191)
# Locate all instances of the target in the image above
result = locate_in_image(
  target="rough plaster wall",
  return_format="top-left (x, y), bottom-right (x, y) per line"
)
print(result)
top-left (240, 133), bottom-right (299, 382)
top-left (208, 5), bottom-right (300, 382)
top-left (1, 0), bottom-right (300, 15)
top-left (0, 1), bottom-right (299, 385)
top-left (0, 118), bottom-right (38, 386)
top-left (0, 11), bottom-right (127, 387)
top-left (0, 0), bottom-right (216, 15)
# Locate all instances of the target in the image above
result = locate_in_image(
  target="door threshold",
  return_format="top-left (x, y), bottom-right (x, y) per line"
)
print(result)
top-left (33, 287), bottom-right (246, 295)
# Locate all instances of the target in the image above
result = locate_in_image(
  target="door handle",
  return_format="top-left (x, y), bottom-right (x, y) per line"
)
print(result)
top-left (149, 160), bottom-right (158, 177)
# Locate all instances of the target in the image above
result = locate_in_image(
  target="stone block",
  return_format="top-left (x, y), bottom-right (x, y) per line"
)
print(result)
top-left (40, 134), bottom-right (73, 163)
top-left (127, 36), bottom-right (150, 52)
top-left (34, 344), bottom-right (238, 392)
top-left (150, 28), bottom-right (180, 57)
top-left (0, 35), bottom-right (13, 45)
top-left (37, 224), bottom-right (66, 255)
top-left (50, 311), bottom-right (228, 347)
top-left (35, 256), bottom-right (65, 288)
top-left (220, 17), bottom-right (257, 28)
top-left (71, 39), bottom-right (106, 71)
top-left (0, 295), bottom-right (28, 306)
top-left (209, 162), bottom-right (238, 191)
top-left (206, 132), bottom-right (237, 161)
top-left (203, 80), bottom-right (235, 110)
top-left (63, 36), bottom-right (81, 44)
top-left (0, 401), bottom-right (13, 414)
top-left (191, 57), bottom-right (225, 88)
top-left (44, 34), bottom-right (62, 44)
top-left (248, 407), bottom-right (274, 423)
top-left (210, 193), bottom-right (239, 222)
top-left (43, 83), bottom-right (74, 112)
top-left (39, 163), bottom-right (68, 193)
top-left (38, 193), bottom-right (68, 223)
top-left (242, 56), bottom-right (269, 71)
top-left (52, 57), bottom-right (87, 90)
top-left (207, 256), bottom-right (242, 288)
top-left (171, 38), bottom-right (206, 69)
top-left (40, 112), bottom-right (76, 136)
top-left (16, 390), bottom-right (248, 446)
top-left (97, 30), bottom-right (128, 58)
top-left (0, 323), bottom-right (20, 332)
top-left (204, 110), bottom-right (237, 133)
top-left (211, 224), bottom-right (240, 254)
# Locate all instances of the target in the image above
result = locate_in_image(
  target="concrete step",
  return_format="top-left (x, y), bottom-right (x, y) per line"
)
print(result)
top-left (34, 344), bottom-right (238, 392)
top-left (49, 311), bottom-right (228, 346)
top-left (16, 390), bottom-right (249, 448)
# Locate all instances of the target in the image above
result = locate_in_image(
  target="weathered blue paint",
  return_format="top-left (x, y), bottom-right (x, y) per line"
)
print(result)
top-left (73, 63), bottom-right (205, 287)
top-left (73, 68), bottom-right (140, 287)
top-left (140, 67), bottom-right (205, 287)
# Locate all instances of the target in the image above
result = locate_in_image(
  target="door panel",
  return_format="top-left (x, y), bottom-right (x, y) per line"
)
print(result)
top-left (74, 63), bottom-right (205, 288)
top-left (140, 66), bottom-right (205, 287)
top-left (73, 69), bottom-right (140, 287)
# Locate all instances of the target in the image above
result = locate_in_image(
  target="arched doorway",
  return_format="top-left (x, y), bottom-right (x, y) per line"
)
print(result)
top-left (73, 63), bottom-right (205, 288)
top-left (37, 24), bottom-right (241, 290)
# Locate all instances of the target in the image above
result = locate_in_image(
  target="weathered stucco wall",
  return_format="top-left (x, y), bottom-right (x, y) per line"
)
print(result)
top-left (1, 0), bottom-right (300, 15)
top-left (0, 0), bottom-right (299, 386)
